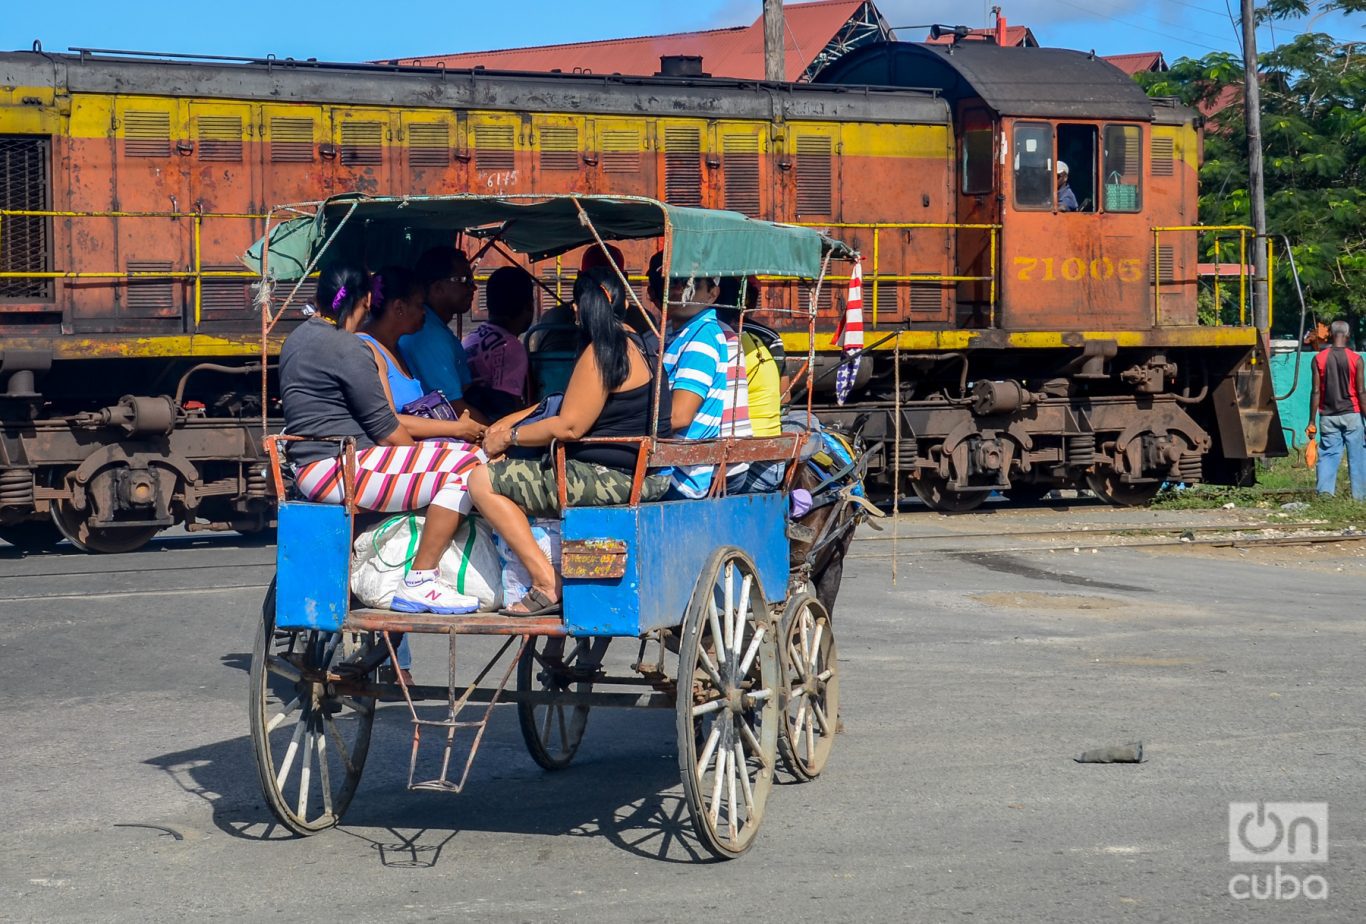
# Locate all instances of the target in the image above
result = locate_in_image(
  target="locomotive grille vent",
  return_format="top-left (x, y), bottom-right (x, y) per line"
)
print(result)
top-left (124, 110), bottom-right (172, 158)
top-left (475, 125), bottom-right (516, 172)
top-left (1150, 137), bottom-right (1175, 177)
top-left (197, 116), bottom-right (243, 162)
top-left (408, 122), bottom-right (451, 168)
top-left (0, 135), bottom-right (52, 301)
top-left (723, 133), bottom-right (761, 217)
top-left (601, 129), bottom-right (641, 174)
top-left (200, 265), bottom-right (250, 313)
top-left (795, 135), bottom-right (833, 216)
top-left (797, 282), bottom-right (836, 317)
top-left (1151, 245), bottom-right (1175, 284)
top-left (907, 281), bottom-right (942, 315)
top-left (341, 121), bottom-right (384, 166)
top-left (124, 261), bottom-right (176, 313)
top-left (663, 127), bottom-right (702, 206)
top-left (539, 127), bottom-right (579, 171)
top-left (270, 118), bottom-right (315, 163)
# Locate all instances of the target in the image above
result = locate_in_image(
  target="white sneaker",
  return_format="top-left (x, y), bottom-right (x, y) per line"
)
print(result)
top-left (391, 572), bottom-right (479, 615)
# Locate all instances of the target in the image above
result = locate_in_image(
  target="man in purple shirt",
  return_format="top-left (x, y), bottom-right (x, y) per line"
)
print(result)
top-left (463, 266), bottom-right (534, 420)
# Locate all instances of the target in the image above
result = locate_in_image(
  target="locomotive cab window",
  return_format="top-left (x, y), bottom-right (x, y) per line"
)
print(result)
top-left (1055, 124), bottom-right (1097, 213)
top-left (1012, 123), bottom-right (1054, 209)
top-left (961, 129), bottom-right (993, 195)
top-left (1102, 124), bottom-right (1143, 212)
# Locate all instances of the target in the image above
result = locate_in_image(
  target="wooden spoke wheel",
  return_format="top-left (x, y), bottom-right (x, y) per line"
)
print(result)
top-left (778, 593), bottom-right (839, 781)
top-left (676, 547), bottom-right (779, 860)
top-left (50, 499), bottom-right (159, 554)
top-left (249, 579), bottom-right (376, 835)
top-left (1085, 471), bottom-right (1161, 507)
top-left (0, 519), bottom-right (65, 553)
top-left (517, 636), bottom-right (606, 771)
top-left (909, 475), bottom-right (988, 513)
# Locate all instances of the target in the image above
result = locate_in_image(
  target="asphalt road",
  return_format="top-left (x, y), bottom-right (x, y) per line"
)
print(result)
top-left (1, 505), bottom-right (1362, 922)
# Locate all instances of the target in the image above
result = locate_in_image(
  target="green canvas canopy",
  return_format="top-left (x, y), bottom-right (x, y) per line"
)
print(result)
top-left (243, 194), bottom-right (854, 283)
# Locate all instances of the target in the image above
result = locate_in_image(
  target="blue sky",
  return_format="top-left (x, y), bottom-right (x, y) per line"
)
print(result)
top-left (4, 0), bottom-right (1361, 66)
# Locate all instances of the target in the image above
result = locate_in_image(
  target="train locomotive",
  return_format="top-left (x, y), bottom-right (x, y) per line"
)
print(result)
top-left (0, 40), bottom-right (1283, 551)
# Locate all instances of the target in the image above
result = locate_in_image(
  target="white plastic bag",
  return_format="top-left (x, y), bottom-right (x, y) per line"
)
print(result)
top-left (350, 514), bottom-right (502, 611)
top-left (493, 517), bottom-right (562, 606)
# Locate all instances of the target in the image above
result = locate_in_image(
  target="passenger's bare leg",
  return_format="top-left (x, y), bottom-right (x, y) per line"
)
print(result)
top-left (467, 466), bottom-right (558, 607)
top-left (412, 506), bottom-right (461, 572)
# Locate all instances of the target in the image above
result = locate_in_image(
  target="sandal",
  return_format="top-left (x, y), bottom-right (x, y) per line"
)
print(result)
top-left (500, 587), bottom-right (561, 617)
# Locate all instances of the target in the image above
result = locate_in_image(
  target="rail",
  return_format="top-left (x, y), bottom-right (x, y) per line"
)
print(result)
top-left (0, 208), bottom-right (264, 327)
top-left (1151, 225), bottom-right (1273, 328)
top-left (796, 221), bottom-right (1002, 326)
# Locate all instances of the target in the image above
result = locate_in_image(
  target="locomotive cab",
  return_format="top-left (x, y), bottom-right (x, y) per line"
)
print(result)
top-left (814, 42), bottom-right (1282, 509)
top-left (822, 41), bottom-right (1200, 333)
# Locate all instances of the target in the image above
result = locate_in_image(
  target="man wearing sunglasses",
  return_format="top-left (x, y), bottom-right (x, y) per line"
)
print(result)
top-left (400, 246), bottom-right (486, 422)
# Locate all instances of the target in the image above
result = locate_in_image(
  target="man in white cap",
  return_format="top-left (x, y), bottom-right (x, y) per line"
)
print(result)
top-left (1056, 161), bottom-right (1079, 212)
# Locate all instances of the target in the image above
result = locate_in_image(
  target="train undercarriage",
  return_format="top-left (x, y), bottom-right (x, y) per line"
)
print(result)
top-left (806, 339), bottom-right (1282, 512)
top-left (0, 351), bottom-right (275, 553)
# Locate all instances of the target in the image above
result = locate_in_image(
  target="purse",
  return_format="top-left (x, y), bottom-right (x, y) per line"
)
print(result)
top-left (401, 390), bottom-right (459, 421)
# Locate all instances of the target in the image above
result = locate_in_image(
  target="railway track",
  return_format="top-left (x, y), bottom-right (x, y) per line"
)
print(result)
top-left (847, 519), bottom-right (1365, 560)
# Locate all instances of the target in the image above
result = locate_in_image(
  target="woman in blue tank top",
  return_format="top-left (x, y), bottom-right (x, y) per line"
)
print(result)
top-left (360, 267), bottom-right (486, 443)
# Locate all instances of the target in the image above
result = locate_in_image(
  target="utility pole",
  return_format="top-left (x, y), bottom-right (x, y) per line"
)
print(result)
top-left (764, 0), bottom-right (785, 82)
top-left (1241, 0), bottom-right (1270, 332)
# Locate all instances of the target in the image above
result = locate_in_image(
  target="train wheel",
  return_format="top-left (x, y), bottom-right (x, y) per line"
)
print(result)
top-left (677, 547), bottom-right (779, 860)
top-left (1085, 471), bottom-right (1161, 507)
top-left (0, 520), bottom-right (65, 552)
top-left (50, 500), bottom-right (159, 554)
top-left (250, 579), bottom-right (375, 835)
top-left (517, 636), bottom-right (604, 771)
top-left (910, 475), bottom-right (988, 513)
top-left (778, 593), bottom-right (839, 781)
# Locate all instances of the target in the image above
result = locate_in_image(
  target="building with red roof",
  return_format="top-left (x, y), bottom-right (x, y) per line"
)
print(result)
top-left (386, 2), bottom-right (1170, 86)
top-left (1104, 52), bottom-right (1169, 74)
top-left (385, 0), bottom-right (893, 82)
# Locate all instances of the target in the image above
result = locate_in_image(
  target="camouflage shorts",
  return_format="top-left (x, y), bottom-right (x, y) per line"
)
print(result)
top-left (486, 456), bottom-right (670, 519)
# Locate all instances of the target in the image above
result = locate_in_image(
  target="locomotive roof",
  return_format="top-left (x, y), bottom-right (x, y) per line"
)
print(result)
top-left (815, 42), bottom-right (1157, 121)
top-left (0, 50), bottom-right (949, 125)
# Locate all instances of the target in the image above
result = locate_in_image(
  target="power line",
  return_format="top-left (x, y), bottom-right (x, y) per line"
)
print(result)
top-left (1049, 0), bottom-right (1229, 51)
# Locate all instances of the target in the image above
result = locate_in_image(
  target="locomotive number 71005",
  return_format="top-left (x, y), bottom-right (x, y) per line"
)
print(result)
top-left (1014, 257), bottom-right (1143, 282)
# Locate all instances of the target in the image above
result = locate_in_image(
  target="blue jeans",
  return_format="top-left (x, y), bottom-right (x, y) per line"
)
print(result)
top-left (1316, 413), bottom-right (1366, 499)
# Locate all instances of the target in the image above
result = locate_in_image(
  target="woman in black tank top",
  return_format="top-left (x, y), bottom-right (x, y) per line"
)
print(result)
top-left (465, 267), bottom-right (671, 615)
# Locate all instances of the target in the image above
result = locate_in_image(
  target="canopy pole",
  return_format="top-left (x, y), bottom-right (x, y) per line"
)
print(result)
top-left (569, 196), bottom-right (659, 340)
top-left (892, 336), bottom-right (901, 586)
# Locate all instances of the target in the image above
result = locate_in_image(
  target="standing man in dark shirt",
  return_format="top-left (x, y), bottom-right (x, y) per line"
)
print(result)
top-left (1307, 320), bottom-right (1366, 499)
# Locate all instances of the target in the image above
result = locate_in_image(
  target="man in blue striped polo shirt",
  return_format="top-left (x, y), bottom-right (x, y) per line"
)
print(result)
top-left (661, 275), bottom-right (751, 498)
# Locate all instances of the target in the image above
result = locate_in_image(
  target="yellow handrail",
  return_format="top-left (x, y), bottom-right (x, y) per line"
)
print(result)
top-left (0, 208), bottom-right (269, 329)
top-left (1150, 224), bottom-right (1256, 327)
top-left (795, 220), bottom-right (1003, 326)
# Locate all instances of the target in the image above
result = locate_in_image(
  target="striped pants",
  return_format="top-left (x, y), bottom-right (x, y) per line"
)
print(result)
top-left (295, 442), bottom-right (486, 514)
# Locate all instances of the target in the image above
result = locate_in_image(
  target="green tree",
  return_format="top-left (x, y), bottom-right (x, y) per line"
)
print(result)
top-left (1137, 21), bottom-right (1365, 336)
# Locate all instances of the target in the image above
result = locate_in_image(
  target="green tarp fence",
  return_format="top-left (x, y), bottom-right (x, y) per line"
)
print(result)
top-left (1272, 348), bottom-right (1366, 449)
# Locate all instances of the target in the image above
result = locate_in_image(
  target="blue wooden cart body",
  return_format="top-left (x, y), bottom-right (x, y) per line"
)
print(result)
top-left (273, 493), bottom-right (789, 636)
top-left (560, 493), bottom-right (789, 636)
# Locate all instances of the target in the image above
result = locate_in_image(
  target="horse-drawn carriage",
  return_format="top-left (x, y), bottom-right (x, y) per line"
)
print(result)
top-left (247, 194), bottom-right (869, 858)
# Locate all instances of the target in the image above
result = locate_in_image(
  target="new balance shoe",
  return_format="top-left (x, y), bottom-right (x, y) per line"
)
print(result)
top-left (391, 571), bottom-right (480, 615)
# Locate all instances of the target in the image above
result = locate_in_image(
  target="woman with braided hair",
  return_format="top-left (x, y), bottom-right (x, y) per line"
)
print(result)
top-left (278, 263), bottom-right (488, 615)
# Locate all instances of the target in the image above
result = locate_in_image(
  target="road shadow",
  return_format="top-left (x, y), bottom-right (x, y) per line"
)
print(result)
top-left (144, 704), bottom-right (716, 864)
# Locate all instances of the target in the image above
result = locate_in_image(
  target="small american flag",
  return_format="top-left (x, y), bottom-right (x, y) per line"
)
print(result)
top-left (834, 259), bottom-right (864, 406)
